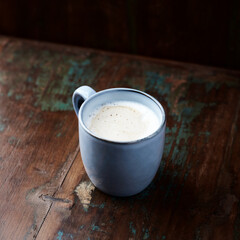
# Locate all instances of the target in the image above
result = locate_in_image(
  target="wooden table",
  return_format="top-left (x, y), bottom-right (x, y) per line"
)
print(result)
top-left (0, 36), bottom-right (239, 240)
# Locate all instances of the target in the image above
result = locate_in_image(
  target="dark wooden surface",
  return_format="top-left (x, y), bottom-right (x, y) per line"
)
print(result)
top-left (0, 0), bottom-right (239, 70)
top-left (0, 36), bottom-right (240, 240)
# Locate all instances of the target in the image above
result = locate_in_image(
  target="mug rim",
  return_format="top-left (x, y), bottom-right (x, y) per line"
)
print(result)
top-left (78, 88), bottom-right (166, 144)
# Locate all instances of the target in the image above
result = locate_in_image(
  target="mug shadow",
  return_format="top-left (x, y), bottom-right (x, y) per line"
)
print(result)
top-left (100, 164), bottom-right (202, 237)
top-left (64, 164), bottom-right (206, 239)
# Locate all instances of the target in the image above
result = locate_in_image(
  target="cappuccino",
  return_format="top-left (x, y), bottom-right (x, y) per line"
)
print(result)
top-left (86, 101), bottom-right (161, 142)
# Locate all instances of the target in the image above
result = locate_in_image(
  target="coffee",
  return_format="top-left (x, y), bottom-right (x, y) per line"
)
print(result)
top-left (86, 101), bottom-right (161, 142)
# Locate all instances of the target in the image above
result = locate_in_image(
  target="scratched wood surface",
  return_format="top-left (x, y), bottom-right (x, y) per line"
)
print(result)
top-left (0, 36), bottom-right (240, 240)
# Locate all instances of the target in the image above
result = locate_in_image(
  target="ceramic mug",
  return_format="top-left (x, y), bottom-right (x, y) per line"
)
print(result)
top-left (72, 86), bottom-right (166, 197)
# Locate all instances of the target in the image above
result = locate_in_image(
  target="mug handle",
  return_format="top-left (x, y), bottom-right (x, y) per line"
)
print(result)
top-left (72, 86), bottom-right (96, 116)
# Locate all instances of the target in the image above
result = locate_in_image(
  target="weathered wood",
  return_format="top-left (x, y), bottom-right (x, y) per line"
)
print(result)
top-left (0, 36), bottom-right (240, 240)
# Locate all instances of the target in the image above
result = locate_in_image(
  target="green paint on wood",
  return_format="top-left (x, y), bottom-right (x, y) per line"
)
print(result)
top-left (56, 132), bottom-right (62, 137)
top-left (145, 71), bottom-right (171, 97)
top-left (91, 224), bottom-right (100, 231)
top-left (99, 203), bottom-right (105, 208)
top-left (27, 111), bottom-right (34, 118)
top-left (26, 76), bottom-right (33, 83)
top-left (205, 81), bottom-right (216, 93)
top-left (15, 94), bottom-right (23, 100)
top-left (81, 59), bottom-right (91, 66)
top-left (165, 125), bottom-right (178, 135)
top-left (199, 131), bottom-right (211, 137)
top-left (144, 70), bottom-right (213, 203)
top-left (33, 56), bottom-right (108, 111)
top-left (129, 222), bottom-right (136, 235)
top-left (0, 72), bottom-right (7, 84)
top-left (7, 89), bottom-right (13, 97)
top-left (3, 44), bottom-right (109, 112)
top-left (8, 136), bottom-right (19, 146)
top-left (143, 229), bottom-right (150, 239)
top-left (56, 231), bottom-right (73, 240)
top-left (79, 225), bottom-right (84, 230)
top-left (0, 123), bottom-right (6, 132)
top-left (56, 231), bottom-right (63, 240)
top-left (164, 126), bottom-right (177, 156)
top-left (170, 125), bottom-right (192, 167)
top-left (0, 156), bottom-right (3, 169)
top-left (89, 202), bottom-right (105, 209)
top-left (209, 102), bottom-right (217, 107)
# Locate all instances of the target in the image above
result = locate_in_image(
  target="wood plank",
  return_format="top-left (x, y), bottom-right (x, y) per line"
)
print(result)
top-left (0, 1), bottom-right (239, 69)
top-left (0, 36), bottom-right (239, 239)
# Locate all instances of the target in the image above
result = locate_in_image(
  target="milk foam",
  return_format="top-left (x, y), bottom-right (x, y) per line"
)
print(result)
top-left (86, 101), bottom-right (161, 142)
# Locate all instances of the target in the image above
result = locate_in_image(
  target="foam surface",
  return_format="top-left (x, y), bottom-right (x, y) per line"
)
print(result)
top-left (86, 101), bottom-right (161, 142)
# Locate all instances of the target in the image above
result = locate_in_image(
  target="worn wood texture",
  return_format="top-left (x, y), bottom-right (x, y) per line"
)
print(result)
top-left (0, 36), bottom-right (240, 240)
top-left (0, 0), bottom-right (239, 70)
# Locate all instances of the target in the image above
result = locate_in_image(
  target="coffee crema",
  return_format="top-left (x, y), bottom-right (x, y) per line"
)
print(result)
top-left (86, 101), bottom-right (161, 142)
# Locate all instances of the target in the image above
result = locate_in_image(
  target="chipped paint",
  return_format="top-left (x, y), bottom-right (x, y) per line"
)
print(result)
top-left (145, 71), bottom-right (171, 98)
top-left (56, 231), bottom-right (63, 240)
top-left (26, 76), bottom-right (33, 83)
top-left (91, 224), bottom-right (100, 231)
top-left (33, 56), bottom-right (108, 111)
top-left (75, 181), bottom-right (95, 212)
top-left (0, 71), bottom-right (7, 84)
top-left (144, 71), bottom-right (207, 122)
top-left (110, 69), bottom-right (216, 204)
top-left (99, 202), bottom-right (105, 208)
top-left (7, 89), bottom-right (13, 97)
top-left (209, 102), bottom-right (217, 107)
top-left (0, 123), bottom-right (6, 132)
top-left (129, 222), bottom-right (136, 235)
top-left (198, 131), bottom-right (211, 137)
top-left (56, 231), bottom-right (73, 240)
top-left (68, 233), bottom-right (74, 239)
top-left (1, 43), bottom-right (109, 112)
top-left (81, 59), bottom-right (91, 66)
top-left (56, 132), bottom-right (62, 138)
top-left (89, 202), bottom-right (105, 209)
top-left (1, 38), bottom-right (240, 240)
top-left (27, 110), bottom-right (34, 118)
top-left (79, 225), bottom-right (85, 230)
top-left (8, 136), bottom-right (19, 146)
top-left (143, 228), bottom-right (150, 239)
top-left (144, 71), bottom-right (209, 189)
top-left (15, 94), bottom-right (23, 100)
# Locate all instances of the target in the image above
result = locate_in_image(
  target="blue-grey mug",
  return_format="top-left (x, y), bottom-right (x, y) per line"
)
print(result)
top-left (72, 86), bottom-right (166, 197)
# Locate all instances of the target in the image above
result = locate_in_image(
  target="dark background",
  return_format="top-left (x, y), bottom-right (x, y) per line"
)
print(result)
top-left (0, 0), bottom-right (239, 70)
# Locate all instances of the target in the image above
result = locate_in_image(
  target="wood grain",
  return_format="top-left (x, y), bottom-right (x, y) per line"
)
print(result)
top-left (0, 0), bottom-right (239, 69)
top-left (0, 36), bottom-right (239, 239)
